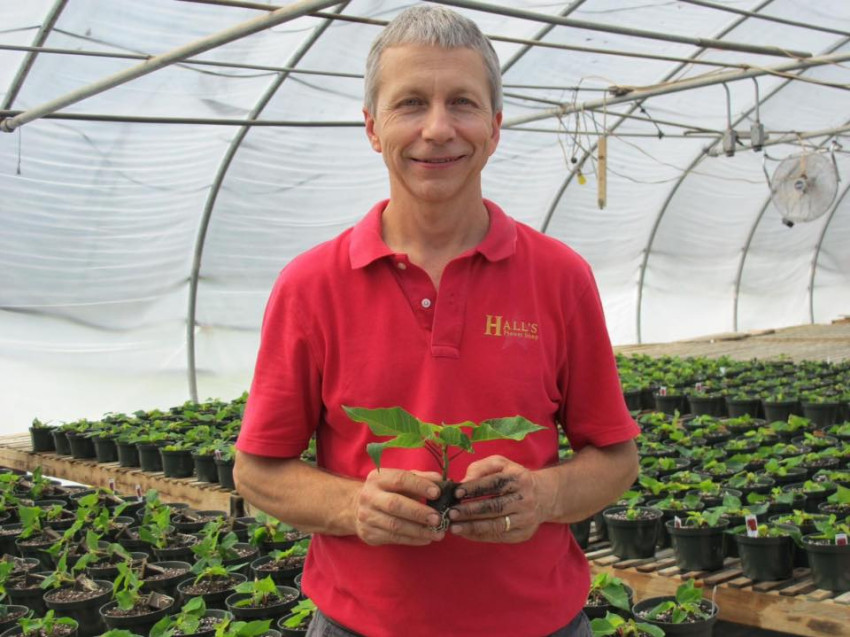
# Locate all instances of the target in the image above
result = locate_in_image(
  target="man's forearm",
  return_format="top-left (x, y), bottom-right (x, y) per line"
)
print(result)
top-left (536, 439), bottom-right (639, 524)
top-left (234, 451), bottom-right (360, 536)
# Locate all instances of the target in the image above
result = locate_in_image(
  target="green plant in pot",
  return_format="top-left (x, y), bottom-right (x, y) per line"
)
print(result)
top-left (39, 552), bottom-right (112, 637)
top-left (29, 418), bottom-right (56, 453)
top-left (177, 564), bottom-right (247, 612)
top-left (583, 572), bottom-right (633, 620)
top-left (667, 507), bottom-right (730, 572)
top-left (734, 522), bottom-right (801, 582)
top-left (17, 610), bottom-right (78, 637)
top-left (343, 406), bottom-right (546, 529)
top-left (248, 513), bottom-right (307, 555)
top-left (212, 617), bottom-right (271, 637)
top-left (250, 538), bottom-right (309, 586)
top-left (631, 579), bottom-right (718, 637)
top-left (150, 596), bottom-right (228, 637)
top-left (801, 516), bottom-right (850, 592)
top-left (277, 598), bottom-right (316, 636)
top-left (602, 498), bottom-right (663, 560)
top-left (99, 562), bottom-right (175, 634)
top-left (589, 611), bottom-right (664, 637)
top-left (224, 575), bottom-right (299, 621)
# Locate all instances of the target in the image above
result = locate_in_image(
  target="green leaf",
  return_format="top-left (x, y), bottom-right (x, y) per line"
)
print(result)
top-left (472, 416), bottom-right (546, 442)
top-left (588, 616), bottom-right (617, 636)
top-left (600, 583), bottom-right (630, 611)
top-left (343, 406), bottom-right (431, 438)
top-left (437, 426), bottom-right (473, 452)
top-left (366, 433), bottom-right (426, 470)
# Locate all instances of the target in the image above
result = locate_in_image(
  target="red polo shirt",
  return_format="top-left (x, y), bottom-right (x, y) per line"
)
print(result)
top-left (237, 200), bottom-right (639, 637)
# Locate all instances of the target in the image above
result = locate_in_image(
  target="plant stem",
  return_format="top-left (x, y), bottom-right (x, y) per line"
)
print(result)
top-left (442, 445), bottom-right (450, 481)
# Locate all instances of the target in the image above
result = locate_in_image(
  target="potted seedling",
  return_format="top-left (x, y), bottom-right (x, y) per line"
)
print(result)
top-left (666, 507), bottom-right (730, 572)
top-left (277, 599), bottom-right (316, 636)
top-left (248, 514), bottom-right (307, 556)
top-left (211, 617), bottom-right (271, 637)
top-left (176, 564), bottom-right (247, 611)
top-left (602, 498), bottom-right (663, 560)
top-left (137, 504), bottom-right (199, 563)
top-left (343, 406), bottom-right (546, 528)
top-left (224, 575), bottom-right (299, 621)
top-left (583, 572), bottom-right (633, 620)
top-left (250, 539), bottom-right (309, 586)
top-left (29, 419), bottom-right (56, 453)
top-left (589, 611), bottom-right (664, 637)
top-left (818, 484), bottom-right (850, 518)
top-left (0, 562), bottom-right (31, 632)
top-left (40, 552), bottom-right (112, 637)
top-left (802, 517), bottom-right (850, 592)
top-left (150, 596), bottom-right (232, 637)
top-left (9, 610), bottom-right (78, 637)
top-left (734, 521), bottom-right (800, 582)
top-left (191, 519), bottom-right (257, 576)
top-left (631, 579), bottom-right (718, 637)
top-left (99, 562), bottom-right (175, 635)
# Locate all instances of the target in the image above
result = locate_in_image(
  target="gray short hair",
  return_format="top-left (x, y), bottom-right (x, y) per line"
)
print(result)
top-left (364, 5), bottom-right (502, 115)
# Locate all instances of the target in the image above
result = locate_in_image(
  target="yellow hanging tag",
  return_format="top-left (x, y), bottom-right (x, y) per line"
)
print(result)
top-left (577, 171), bottom-right (587, 185)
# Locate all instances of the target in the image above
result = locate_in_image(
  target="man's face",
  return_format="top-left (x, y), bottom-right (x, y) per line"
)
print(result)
top-left (364, 45), bottom-right (502, 206)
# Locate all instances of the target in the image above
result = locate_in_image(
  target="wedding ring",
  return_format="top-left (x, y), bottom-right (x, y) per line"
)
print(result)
top-left (504, 515), bottom-right (511, 533)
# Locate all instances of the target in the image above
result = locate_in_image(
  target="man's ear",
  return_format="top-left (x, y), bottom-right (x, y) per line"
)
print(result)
top-left (363, 108), bottom-right (382, 153)
top-left (487, 110), bottom-right (502, 157)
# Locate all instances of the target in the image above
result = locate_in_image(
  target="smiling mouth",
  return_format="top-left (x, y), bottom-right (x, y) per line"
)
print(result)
top-left (414, 155), bottom-right (464, 164)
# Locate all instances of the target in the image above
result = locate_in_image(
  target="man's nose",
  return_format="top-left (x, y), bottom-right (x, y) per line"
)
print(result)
top-left (422, 104), bottom-right (454, 143)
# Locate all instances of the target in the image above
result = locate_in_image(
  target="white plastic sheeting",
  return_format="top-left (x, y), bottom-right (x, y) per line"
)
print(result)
top-left (1, 0), bottom-right (849, 429)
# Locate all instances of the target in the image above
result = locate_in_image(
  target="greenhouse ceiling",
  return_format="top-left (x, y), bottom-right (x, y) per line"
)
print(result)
top-left (1, 0), bottom-right (849, 426)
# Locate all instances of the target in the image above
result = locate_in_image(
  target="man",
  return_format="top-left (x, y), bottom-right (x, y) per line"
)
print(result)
top-left (234, 5), bottom-right (640, 637)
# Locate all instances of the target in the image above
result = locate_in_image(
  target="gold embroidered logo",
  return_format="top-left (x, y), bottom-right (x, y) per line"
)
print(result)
top-left (484, 315), bottom-right (539, 340)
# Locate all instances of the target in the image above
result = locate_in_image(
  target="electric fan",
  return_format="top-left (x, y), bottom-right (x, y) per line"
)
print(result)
top-left (769, 151), bottom-right (839, 227)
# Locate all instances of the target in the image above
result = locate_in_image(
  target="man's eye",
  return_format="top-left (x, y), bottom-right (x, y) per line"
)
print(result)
top-left (399, 98), bottom-right (423, 107)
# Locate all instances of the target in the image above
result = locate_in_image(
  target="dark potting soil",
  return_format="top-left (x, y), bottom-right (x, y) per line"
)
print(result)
top-left (0, 607), bottom-right (29, 623)
top-left (102, 593), bottom-right (172, 617)
top-left (255, 555), bottom-right (306, 572)
top-left (636, 600), bottom-right (714, 624)
top-left (25, 624), bottom-right (77, 637)
top-left (43, 582), bottom-right (110, 603)
top-left (173, 616), bottom-right (226, 636)
top-left (8, 573), bottom-right (45, 590)
top-left (605, 509), bottom-right (658, 521)
top-left (145, 565), bottom-right (190, 582)
top-left (180, 575), bottom-right (241, 596)
top-left (239, 589), bottom-right (299, 609)
top-left (425, 480), bottom-right (460, 530)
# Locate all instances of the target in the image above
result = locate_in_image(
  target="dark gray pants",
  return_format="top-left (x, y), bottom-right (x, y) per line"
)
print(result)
top-left (306, 608), bottom-right (593, 637)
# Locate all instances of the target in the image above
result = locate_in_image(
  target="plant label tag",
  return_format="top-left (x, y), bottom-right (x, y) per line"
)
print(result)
top-left (674, 515), bottom-right (682, 529)
top-left (837, 533), bottom-right (848, 546)
top-left (108, 478), bottom-right (116, 491)
top-left (720, 367), bottom-right (726, 376)
top-left (659, 386), bottom-right (668, 397)
top-left (745, 514), bottom-right (759, 537)
top-left (695, 382), bottom-right (704, 392)
top-left (135, 484), bottom-right (143, 498)
top-left (214, 449), bottom-right (222, 460)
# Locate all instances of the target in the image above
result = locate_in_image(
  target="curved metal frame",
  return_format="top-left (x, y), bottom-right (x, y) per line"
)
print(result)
top-left (809, 180), bottom-right (850, 324)
top-left (635, 20), bottom-right (849, 343)
top-left (186, 3), bottom-right (349, 401)
top-left (1, 0), bottom-right (68, 110)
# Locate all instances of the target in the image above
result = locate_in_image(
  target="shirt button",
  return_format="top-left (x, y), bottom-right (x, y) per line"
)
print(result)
top-left (421, 298), bottom-right (432, 309)
top-left (396, 262), bottom-right (407, 270)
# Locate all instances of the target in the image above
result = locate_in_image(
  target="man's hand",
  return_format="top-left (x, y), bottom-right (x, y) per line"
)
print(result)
top-left (354, 468), bottom-right (447, 546)
top-left (447, 455), bottom-right (548, 544)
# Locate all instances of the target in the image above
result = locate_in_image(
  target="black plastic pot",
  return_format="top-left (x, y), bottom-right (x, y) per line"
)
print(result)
top-left (603, 507), bottom-right (662, 560)
top-left (116, 441), bottom-right (141, 468)
top-left (762, 400), bottom-right (800, 423)
top-left (151, 534), bottom-right (199, 563)
top-left (193, 453), bottom-right (220, 483)
top-left (222, 543), bottom-right (260, 576)
top-left (216, 458), bottom-right (236, 491)
top-left (6, 572), bottom-right (48, 617)
top-left (735, 534), bottom-right (795, 582)
top-left (632, 597), bottom-right (718, 637)
top-left (0, 606), bottom-right (31, 634)
top-left (277, 613), bottom-right (310, 637)
top-left (250, 555), bottom-right (305, 587)
top-left (99, 595), bottom-right (175, 635)
top-left (655, 393), bottom-right (687, 415)
top-left (85, 551), bottom-right (150, 579)
top-left (172, 510), bottom-right (227, 534)
top-left (0, 524), bottom-right (23, 556)
top-left (92, 436), bottom-right (119, 463)
top-left (29, 427), bottom-right (56, 452)
top-left (570, 518), bottom-right (591, 549)
top-left (43, 579), bottom-right (112, 637)
top-left (583, 584), bottom-right (634, 620)
top-left (66, 433), bottom-right (96, 460)
top-left (0, 620), bottom-right (78, 637)
top-left (177, 573), bottom-right (247, 611)
top-left (667, 519), bottom-right (729, 572)
top-left (803, 536), bottom-right (850, 592)
top-left (801, 402), bottom-right (841, 429)
top-left (141, 560), bottom-right (193, 600)
top-left (224, 585), bottom-right (300, 621)
top-left (160, 449), bottom-right (195, 479)
top-left (137, 443), bottom-right (164, 472)
top-left (52, 429), bottom-right (72, 456)
top-left (725, 397), bottom-right (761, 418)
top-left (687, 395), bottom-right (726, 417)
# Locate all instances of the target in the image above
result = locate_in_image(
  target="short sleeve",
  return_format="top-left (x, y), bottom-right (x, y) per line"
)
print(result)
top-left (236, 270), bottom-right (322, 458)
top-left (558, 273), bottom-right (640, 451)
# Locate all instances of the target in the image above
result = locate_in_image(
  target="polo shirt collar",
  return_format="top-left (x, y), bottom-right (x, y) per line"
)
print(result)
top-left (349, 199), bottom-right (516, 269)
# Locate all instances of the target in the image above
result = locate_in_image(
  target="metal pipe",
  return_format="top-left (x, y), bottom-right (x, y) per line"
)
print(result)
top-left (0, 0), bottom-right (342, 133)
top-left (0, 110), bottom-right (361, 126)
top-left (185, 2), bottom-right (348, 402)
top-left (504, 51), bottom-right (850, 129)
top-left (708, 123), bottom-right (850, 156)
top-left (499, 1), bottom-right (585, 75)
top-left (678, 0), bottom-right (850, 38)
top-left (427, 0), bottom-right (812, 59)
top-left (1, 0), bottom-right (68, 110)
top-left (0, 43), bottom-right (362, 79)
